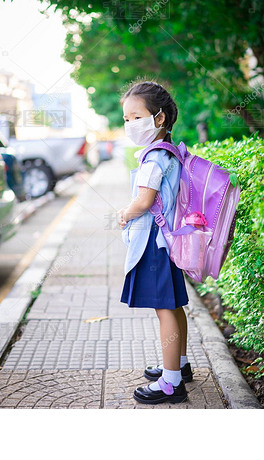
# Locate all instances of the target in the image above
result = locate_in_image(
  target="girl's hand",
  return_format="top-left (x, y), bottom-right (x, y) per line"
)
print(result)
top-left (117, 208), bottom-right (128, 229)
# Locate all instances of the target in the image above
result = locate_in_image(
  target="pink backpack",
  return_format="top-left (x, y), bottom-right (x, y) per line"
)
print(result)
top-left (139, 141), bottom-right (241, 283)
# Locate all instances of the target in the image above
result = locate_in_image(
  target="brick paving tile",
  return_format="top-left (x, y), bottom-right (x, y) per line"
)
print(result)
top-left (104, 368), bottom-right (225, 409)
top-left (0, 368), bottom-right (225, 409)
top-left (2, 313), bottom-right (210, 371)
top-left (0, 370), bottom-right (102, 409)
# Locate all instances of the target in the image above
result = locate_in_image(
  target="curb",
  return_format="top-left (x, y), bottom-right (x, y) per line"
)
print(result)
top-left (185, 279), bottom-right (262, 409)
top-left (0, 193), bottom-right (82, 363)
top-left (16, 191), bottom-right (55, 224)
top-left (0, 171), bottom-right (90, 363)
top-left (15, 174), bottom-right (81, 225)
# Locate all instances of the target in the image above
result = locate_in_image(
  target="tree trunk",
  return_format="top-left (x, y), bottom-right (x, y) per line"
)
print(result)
top-left (238, 107), bottom-right (264, 138)
top-left (196, 122), bottom-right (208, 143)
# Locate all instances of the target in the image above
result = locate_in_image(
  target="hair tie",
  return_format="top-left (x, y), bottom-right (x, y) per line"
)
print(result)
top-left (167, 130), bottom-right (171, 134)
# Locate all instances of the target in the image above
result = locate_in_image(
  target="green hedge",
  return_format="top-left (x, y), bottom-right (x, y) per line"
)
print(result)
top-left (124, 147), bottom-right (139, 170)
top-left (191, 133), bottom-right (264, 375)
top-left (125, 133), bottom-right (264, 373)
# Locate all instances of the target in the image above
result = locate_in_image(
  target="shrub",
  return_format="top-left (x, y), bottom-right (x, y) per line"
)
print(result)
top-left (124, 147), bottom-right (139, 170)
top-left (191, 133), bottom-right (264, 372)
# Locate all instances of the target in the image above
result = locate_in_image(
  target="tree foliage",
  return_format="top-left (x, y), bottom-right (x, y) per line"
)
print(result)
top-left (39, 0), bottom-right (264, 142)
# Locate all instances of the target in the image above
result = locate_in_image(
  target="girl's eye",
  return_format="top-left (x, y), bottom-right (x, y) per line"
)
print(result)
top-left (124, 117), bottom-right (141, 122)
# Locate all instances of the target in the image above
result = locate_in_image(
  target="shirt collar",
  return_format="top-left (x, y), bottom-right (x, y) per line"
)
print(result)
top-left (134, 138), bottom-right (165, 161)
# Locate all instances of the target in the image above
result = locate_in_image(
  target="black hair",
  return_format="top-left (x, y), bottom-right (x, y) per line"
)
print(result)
top-left (120, 79), bottom-right (178, 159)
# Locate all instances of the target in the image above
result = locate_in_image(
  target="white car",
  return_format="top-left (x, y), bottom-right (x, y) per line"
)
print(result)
top-left (8, 136), bottom-right (88, 198)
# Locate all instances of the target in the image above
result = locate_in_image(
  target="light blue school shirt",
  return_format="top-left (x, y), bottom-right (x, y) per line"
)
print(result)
top-left (122, 140), bottom-right (181, 276)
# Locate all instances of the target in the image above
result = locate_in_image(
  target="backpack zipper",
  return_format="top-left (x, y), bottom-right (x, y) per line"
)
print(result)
top-left (202, 164), bottom-right (214, 215)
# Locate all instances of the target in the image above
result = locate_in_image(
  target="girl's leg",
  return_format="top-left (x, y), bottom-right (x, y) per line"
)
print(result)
top-left (155, 308), bottom-right (181, 370)
top-left (155, 306), bottom-right (188, 367)
top-left (134, 307), bottom-right (188, 402)
top-left (172, 306), bottom-right (187, 357)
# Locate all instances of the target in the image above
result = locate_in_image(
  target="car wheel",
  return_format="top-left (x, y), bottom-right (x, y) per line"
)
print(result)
top-left (23, 160), bottom-right (56, 198)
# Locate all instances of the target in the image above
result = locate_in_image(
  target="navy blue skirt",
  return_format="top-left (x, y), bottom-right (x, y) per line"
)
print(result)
top-left (120, 219), bottom-right (189, 310)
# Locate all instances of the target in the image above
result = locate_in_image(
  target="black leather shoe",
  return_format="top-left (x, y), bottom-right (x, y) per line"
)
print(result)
top-left (133, 377), bottom-right (188, 405)
top-left (144, 363), bottom-right (193, 383)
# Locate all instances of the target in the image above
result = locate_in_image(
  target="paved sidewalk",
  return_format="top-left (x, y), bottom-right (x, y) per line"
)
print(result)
top-left (0, 157), bottom-right (226, 409)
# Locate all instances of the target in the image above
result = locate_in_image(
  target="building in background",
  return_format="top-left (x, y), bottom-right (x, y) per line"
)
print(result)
top-left (0, 68), bottom-right (33, 139)
top-left (0, 68), bottom-right (108, 140)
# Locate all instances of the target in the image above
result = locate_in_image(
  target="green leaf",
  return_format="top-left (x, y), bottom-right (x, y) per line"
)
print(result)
top-left (229, 173), bottom-right (238, 187)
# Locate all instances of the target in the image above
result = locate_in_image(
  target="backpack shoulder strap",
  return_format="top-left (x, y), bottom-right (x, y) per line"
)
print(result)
top-left (138, 141), bottom-right (190, 167)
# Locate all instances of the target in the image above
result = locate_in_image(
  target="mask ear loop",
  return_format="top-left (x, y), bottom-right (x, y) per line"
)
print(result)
top-left (154, 108), bottom-right (165, 128)
top-left (154, 108), bottom-right (162, 118)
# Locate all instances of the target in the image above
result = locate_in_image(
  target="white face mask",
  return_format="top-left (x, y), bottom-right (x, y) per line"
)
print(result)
top-left (124, 108), bottom-right (164, 146)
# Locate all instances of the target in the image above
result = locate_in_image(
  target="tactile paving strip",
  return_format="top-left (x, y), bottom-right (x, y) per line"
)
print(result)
top-left (2, 315), bottom-right (210, 370)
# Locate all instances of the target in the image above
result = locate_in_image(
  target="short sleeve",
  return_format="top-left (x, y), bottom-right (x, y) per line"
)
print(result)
top-left (136, 161), bottom-right (163, 191)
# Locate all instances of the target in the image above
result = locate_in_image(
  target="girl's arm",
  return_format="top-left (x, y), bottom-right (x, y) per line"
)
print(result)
top-left (123, 186), bottom-right (157, 222)
top-left (117, 161), bottom-right (163, 228)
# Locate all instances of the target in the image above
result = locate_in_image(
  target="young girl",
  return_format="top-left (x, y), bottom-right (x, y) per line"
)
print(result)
top-left (117, 80), bottom-right (193, 405)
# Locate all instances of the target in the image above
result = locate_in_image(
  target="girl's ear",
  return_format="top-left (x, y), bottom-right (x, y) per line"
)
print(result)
top-left (154, 111), bottom-right (166, 127)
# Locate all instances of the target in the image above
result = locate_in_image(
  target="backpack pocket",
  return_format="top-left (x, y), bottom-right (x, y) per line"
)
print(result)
top-left (169, 226), bottom-right (213, 272)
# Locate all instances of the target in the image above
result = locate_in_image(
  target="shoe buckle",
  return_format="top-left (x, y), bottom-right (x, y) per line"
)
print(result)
top-left (158, 376), bottom-right (174, 395)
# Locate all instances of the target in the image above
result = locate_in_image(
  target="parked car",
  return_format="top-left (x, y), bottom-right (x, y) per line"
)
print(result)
top-left (86, 140), bottom-right (113, 168)
top-left (98, 141), bottom-right (113, 161)
top-left (0, 156), bottom-right (17, 245)
top-left (8, 136), bottom-right (88, 198)
top-left (0, 133), bottom-right (26, 201)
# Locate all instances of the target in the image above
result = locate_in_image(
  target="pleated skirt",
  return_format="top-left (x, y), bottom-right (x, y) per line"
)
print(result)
top-left (120, 219), bottom-right (189, 310)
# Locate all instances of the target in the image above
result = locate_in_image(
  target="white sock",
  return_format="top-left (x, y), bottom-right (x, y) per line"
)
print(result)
top-left (157, 356), bottom-right (188, 371)
top-left (180, 355), bottom-right (188, 367)
top-left (149, 380), bottom-right (163, 391)
top-left (162, 368), bottom-right (182, 387)
top-left (149, 367), bottom-right (182, 391)
top-left (148, 364), bottom-right (163, 390)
